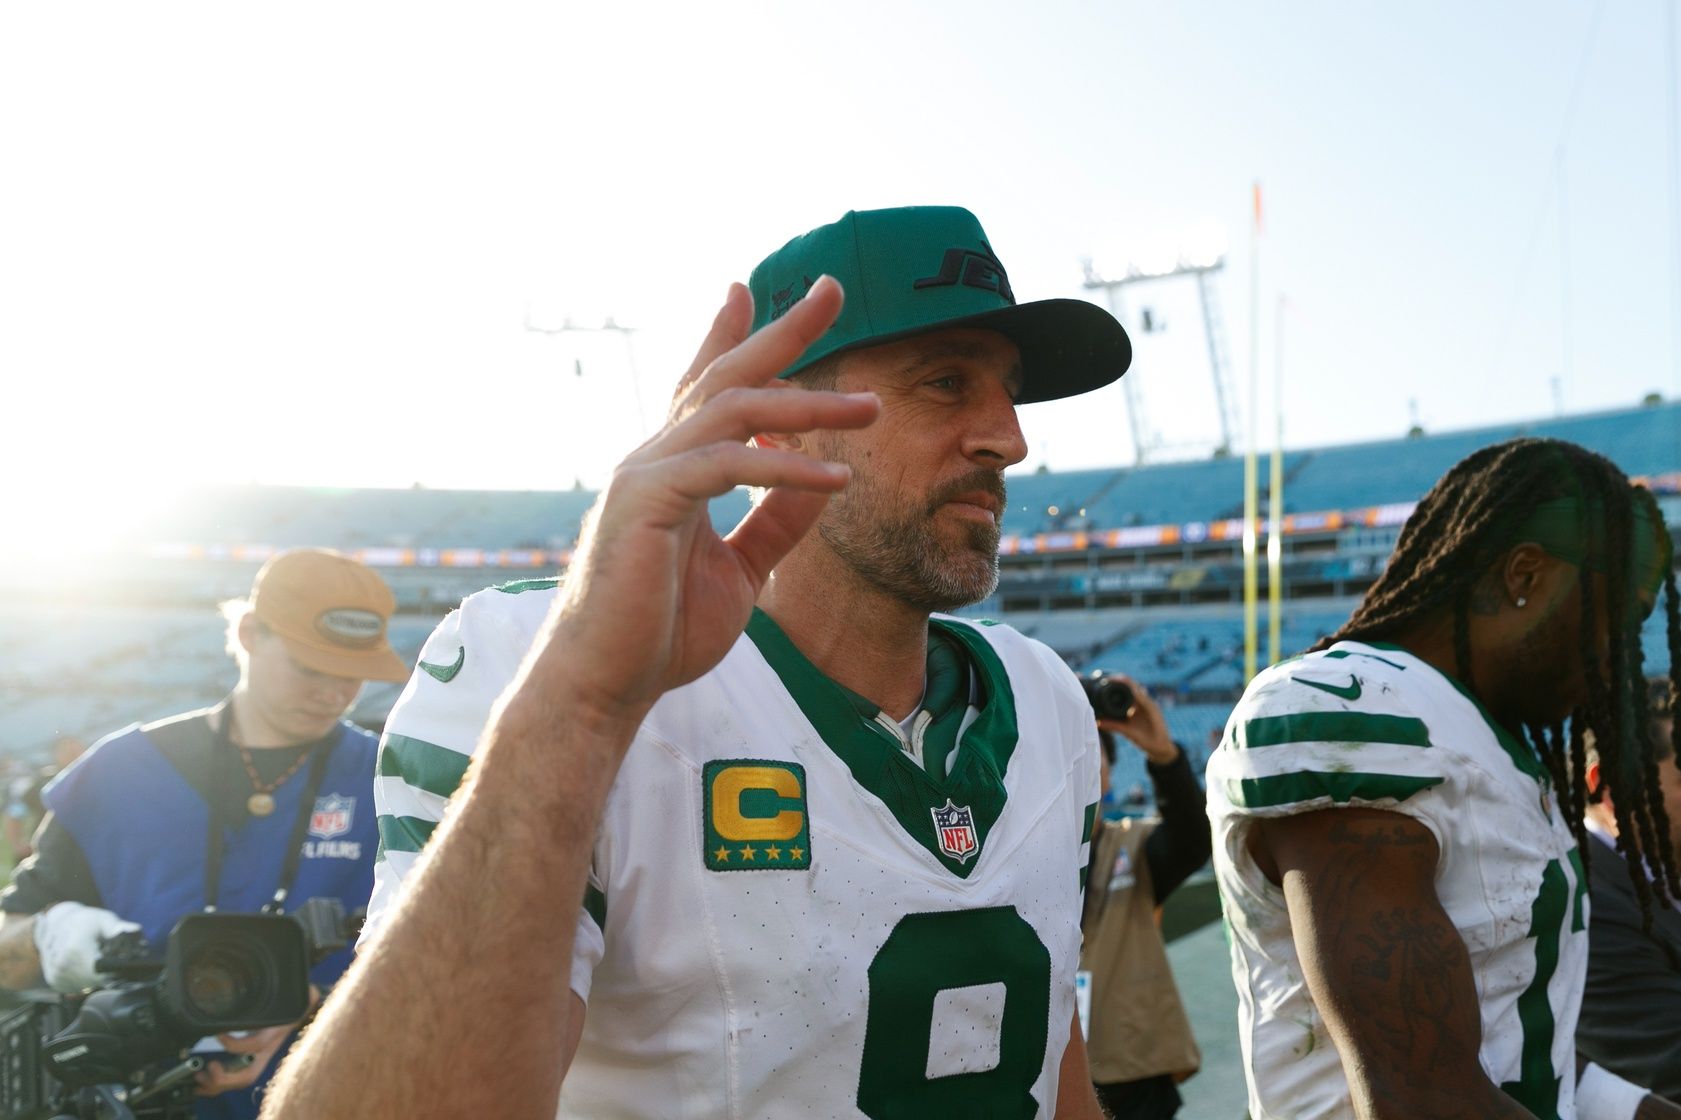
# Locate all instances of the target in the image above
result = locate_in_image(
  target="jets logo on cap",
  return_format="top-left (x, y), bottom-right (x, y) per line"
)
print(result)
top-left (913, 242), bottom-right (1015, 303)
top-left (770, 274), bottom-right (817, 321)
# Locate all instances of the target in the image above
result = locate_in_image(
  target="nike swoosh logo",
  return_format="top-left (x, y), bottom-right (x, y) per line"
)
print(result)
top-left (1293, 675), bottom-right (1361, 701)
top-left (419, 647), bottom-right (465, 683)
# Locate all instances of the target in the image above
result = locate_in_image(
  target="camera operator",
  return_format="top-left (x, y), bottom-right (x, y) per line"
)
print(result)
top-left (0, 549), bottom-right (407, 1119)
top-left (1079, 672), bottom-right (1211, 1119)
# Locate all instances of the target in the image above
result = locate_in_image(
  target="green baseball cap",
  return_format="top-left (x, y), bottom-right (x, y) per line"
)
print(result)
top-left (749, 206), bottom-right (1132, 405)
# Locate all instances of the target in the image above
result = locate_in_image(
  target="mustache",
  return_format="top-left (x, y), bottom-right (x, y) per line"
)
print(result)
top-left (925, 469), bottom-right (1008, 516)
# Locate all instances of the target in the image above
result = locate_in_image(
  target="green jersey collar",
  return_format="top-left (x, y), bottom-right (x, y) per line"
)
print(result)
top-left (744, 608), bottom-right (1020, 878)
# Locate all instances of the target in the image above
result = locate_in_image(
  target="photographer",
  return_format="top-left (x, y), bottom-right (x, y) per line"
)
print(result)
top-left (1079, 672), bottom-right (1210, 1119)
top-left (0, 550), bottom-right (406, 1119)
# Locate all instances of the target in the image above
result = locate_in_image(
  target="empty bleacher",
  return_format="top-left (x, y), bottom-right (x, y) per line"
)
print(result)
top-left (1006, 400), bottom-right (1680, 537)
top-left (0, 603), bottom-right (441, 755)
top-left (2, 400), bottom-right (1675, 764)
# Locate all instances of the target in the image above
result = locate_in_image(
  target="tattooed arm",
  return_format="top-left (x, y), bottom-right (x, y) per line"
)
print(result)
top-left (1252, 807), bottom-right (1538, 1120)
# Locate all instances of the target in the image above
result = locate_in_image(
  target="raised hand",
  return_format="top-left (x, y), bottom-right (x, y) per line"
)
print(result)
top-left (538, 275), bottom-right (879, 722)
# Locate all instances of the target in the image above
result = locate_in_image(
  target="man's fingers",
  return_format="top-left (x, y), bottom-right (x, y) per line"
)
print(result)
top-left (679, 275), bottom-right (843, 409)
top-left (627, 442), bottom-right (852, 509)
top-left (600, 443), bottom-right (850, 537)
top-left (726, 488), bottom-right (836, 586)
top-left (640, 386), bottom-right (878, 460)
top-left (671, 283), bottom-right (753, 414)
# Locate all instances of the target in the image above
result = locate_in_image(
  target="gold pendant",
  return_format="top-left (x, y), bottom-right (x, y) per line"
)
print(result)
top-left (248, 792), bottom-right (276, 817)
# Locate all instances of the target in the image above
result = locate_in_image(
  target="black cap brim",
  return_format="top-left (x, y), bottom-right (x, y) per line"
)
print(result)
top-left (811, 297), bottom-right (1132, 406)
top-left (959, 298), bottom-right (1133, 405)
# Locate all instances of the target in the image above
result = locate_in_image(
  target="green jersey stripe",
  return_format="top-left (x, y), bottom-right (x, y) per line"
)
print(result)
top-left (1322, 648), bottom-right (1408, 670)
top-left (1499, 858), bottom-right (1569, 1117)
top-left (583, 884), bottom-right (607, 931)
top-left (377, 813), bottom-right (439, 854)
top-left (379, 733), bottom-right (472, 801)
top-left (1082, 801), bottom-right (1099, 845)
top-left (1227, 770), bottom-right (1444, 809)
top-left (1567, 847), bottom-right (1588, 933)
top-left (494, 577), bottom-right (559, 594)
top-left (1243, 712), bottom-right (1432, 749)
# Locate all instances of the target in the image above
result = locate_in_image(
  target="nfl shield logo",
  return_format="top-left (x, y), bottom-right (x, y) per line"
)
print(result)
top-left (931, 799), bottom-right (979, 864)
top-left (309, 794), bottom-right (355, 840)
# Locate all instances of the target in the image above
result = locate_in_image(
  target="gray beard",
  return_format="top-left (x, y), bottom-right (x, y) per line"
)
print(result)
top-left (817, 489), bottom-right (1002, 614)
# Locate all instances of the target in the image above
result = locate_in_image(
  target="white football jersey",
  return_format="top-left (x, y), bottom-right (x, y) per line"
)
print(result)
top-left (1206, 640), bottom-right (1587, 1120)
top-left (365, 580), bottom-right (1101, 1119)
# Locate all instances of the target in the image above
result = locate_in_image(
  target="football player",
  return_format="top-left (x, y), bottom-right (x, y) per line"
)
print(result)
top-left (265, 208), bottom-right (1133, 1118)
top-left (1207, 438), bottom-right (1681, 1119)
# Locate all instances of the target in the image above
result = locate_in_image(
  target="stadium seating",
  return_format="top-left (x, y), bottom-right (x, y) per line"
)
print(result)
top-left (2, 401), bottom-right (1675, 760)
top-left (0, 605), bottom-right (439, 755)
top-left (100, 401), bottom-right (1679, 551)
top-left (1010, 400), bottom-right (1681, 537)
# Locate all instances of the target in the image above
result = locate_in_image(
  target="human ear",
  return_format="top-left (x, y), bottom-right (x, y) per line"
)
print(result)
top-left (751, 431), bottom-right (804, 452)
top-left (1499, 543), bottom-right (1552, 609)
top-left (237, 612), bottom-right (261, 655)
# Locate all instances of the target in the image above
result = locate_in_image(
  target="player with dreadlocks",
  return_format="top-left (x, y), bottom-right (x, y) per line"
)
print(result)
top-left (1206, 437), bottom-right (1681, 1120)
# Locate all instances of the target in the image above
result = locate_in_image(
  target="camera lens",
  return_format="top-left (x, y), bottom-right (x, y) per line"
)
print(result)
top-left (1081, 673), bottom-right (1136, 721)
top-left (181, 946), bottom-right (269, 1021)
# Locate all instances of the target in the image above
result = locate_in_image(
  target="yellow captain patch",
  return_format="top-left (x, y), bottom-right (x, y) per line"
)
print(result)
top-left (703, 760), bottom-right (812, 871)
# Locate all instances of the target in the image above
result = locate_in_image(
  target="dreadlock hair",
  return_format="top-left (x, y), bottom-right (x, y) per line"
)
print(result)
top-left (1312, 437), bottom-right (1681, 928)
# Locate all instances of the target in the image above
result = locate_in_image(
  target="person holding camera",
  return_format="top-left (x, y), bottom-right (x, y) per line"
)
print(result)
top-left (0, 549), bottom-right (408, 1119)
top-left (1079, 672), bottom-right (1210, 1119)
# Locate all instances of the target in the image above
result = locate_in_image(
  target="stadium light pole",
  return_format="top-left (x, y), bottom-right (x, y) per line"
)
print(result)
top-left (522, 312), bottom-right (649, 436)
top-left (1268, 293), bottom-right (1286, 667)
top-left (1081, 256), bottom-right (1238, 463)
top-left (1242, 184), bottom-right (1262, 685)
top-left (1080, 265), bottom-right (1151, 465)
top-left (1668, 0), bottom-right (1681, 398)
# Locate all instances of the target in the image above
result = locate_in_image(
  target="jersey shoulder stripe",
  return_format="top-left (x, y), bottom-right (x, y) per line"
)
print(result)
top-left (1226, 770), bottom-right (1444, 810)
top-left (379, 733), bottom-right (471, 800)
top-left (372, 586), bottom-right (553, 863)
top-left (377, 813), bottom-right (438, 854)
top-left (1240, 711), bottom-right (1433, 749)
top-left (1209, 642), bottom-right (1449, 816)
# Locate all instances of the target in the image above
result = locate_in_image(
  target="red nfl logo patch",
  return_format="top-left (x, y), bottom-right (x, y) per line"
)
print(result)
top-left (309, 794), bottom-right (355, 840)
top-left (930, 798), bottom-right (979, 864)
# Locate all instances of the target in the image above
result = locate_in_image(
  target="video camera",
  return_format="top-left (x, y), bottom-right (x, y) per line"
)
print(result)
top-left (1080, 671), bottom-right (1137, 723)
top-left (0, 898), bottom-right (359, 1120)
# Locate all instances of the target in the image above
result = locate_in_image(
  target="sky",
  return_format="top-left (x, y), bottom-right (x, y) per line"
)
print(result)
top-left (5, 1), bottom-right (1679, 541)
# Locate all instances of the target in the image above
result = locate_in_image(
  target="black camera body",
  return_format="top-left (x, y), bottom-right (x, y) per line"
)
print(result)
top-left (0, 899), bottom-right (357, 1120)
top-left (1080, 671), bottom-right (1137, 722)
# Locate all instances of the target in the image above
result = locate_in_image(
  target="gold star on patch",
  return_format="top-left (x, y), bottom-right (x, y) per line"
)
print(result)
top-left (713, 846), bottom-right (731, 862)
top-left (764, 844), bottom-right (782, 861)
top-left (740, 844), bottom-right (757, 861)
top-left (789, 846), bottom-right (804, 861)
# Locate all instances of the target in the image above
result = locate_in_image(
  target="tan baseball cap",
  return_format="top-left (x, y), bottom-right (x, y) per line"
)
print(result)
top-left (248, 549), bottom-right (410, 683)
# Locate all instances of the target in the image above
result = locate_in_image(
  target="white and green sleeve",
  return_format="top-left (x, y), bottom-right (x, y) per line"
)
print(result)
top-left (1207, 649), bottom-right (1455, 847)
top-left (359, 587), bottom-right (542, 947)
